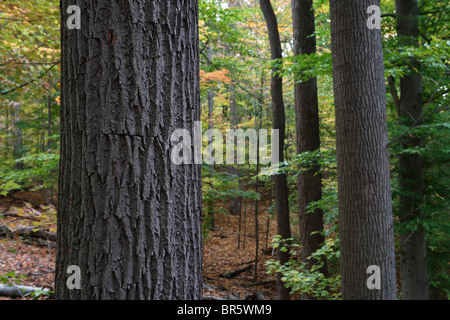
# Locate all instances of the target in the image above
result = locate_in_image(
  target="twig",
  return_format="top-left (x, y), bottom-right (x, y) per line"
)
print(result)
top-left (388, 71), bottom-right (448, 146)
top-left (1, 60), bottom-right (60, 95)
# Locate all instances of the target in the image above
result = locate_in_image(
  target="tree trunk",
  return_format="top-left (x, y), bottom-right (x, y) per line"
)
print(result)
top-left (291, 0), bottom-right (327, 300)
top-left (330, 0), bottom-right (397, 300)
top-left (395, 0), bottom-right (428, 300)
top-left (12, 102), bottom-right (24, 170)
top-left (56, 0), bottom-right (203, 300)
top-left (259, 0), bottom-right (292, 300)
top-left (206, 49), bottom-right (216, 228)
top-left (228, 84), bottom-right (241, 216)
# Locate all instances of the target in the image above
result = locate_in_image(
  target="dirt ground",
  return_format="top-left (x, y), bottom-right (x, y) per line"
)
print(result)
top-left (0, 191), bottom-right (280, 300)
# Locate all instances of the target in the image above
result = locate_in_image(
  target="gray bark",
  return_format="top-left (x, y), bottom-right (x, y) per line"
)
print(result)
top-left (330, 0), bottom-right (397, 300)
top-left (56, 0), bottom-right (203, 300)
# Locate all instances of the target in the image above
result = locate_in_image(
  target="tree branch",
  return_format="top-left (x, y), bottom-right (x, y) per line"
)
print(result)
top-left (1, 60), bottom-right (60, 96)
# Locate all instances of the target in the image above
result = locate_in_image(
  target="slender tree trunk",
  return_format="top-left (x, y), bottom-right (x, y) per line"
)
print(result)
top-left (12, 102), bottom-right (24, 170)
top-left (395, 0), bottom-right (428, 300)
top-left (330, 0), bottom-right (397, 300)
top-left (228, 84), bottom-right (241, 216)
top-left (206, 49), bottom-right (216, 228)
top-left (259, 0), bottom-right (292, 300)
top-left (56, 0), bottom-right (203, 300)
top-left (291, 0), bottom-right (327, 300)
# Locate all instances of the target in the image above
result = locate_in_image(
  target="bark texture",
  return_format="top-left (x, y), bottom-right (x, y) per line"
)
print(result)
top-left (259, 0), bottom-right (292, 300)
top-left (395, 0), bottom-right (428, 300)
top-left (56, 0), bottom-right (203, 300)
top-left (330, 0), bottom-right (397, 300)
top-left (291, 0), bottom-right (327, 298)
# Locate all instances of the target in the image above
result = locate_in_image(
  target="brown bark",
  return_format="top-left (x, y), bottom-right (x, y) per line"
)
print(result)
top-left (259, 0), bottom-right (292, 300)
top-left (291, 0), bottom-right (327, 300)
top-left (56, 0), bottom-right (203, 300)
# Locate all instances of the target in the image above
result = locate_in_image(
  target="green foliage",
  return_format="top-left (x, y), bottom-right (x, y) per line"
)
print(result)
top-left (0, 151), bottom-right (59, 195)
top-left (266, 236), bottom-right (341, 300)
top-left (202, 164), bottom-right (260, 213)
top-left (0, 271), bottom-right (27, 286)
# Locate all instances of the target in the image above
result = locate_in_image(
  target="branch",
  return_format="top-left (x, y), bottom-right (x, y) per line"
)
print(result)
top-left (381, 11), bottom-right (440, 19)
top-left (0, 284), bottom-right (52, 298)
top-left (388, 72), bottom-right (447, 146)
top-left (1, 60), bottom-right (60, 96)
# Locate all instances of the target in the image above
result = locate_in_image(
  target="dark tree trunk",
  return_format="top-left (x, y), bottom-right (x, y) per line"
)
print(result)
top-left (228, 84), bottom-right (241, 216)
top-left (330, 0), bottom-right (397, 300)
top-left (12, 102), bottom-right (24, 170)
top-left (56, 0), bottom-right (203, 300)
top-left (395, 0), bottom-right (428, 300)
top-left (291, 0), bottom-right (327, 300)
top-left (206, 48), bottom-right (216, 228)
top-left (259, 0), bottom-right (292, 300)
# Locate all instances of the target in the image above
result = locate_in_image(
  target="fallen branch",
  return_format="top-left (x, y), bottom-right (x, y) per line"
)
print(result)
top-left (0, 284), bottom-right (52, 298)
top-left (244, 291), bottom-right (266, 300)
top-left (219, 264), bottom-right (253, 279)
top-left (0, 224), bottom-right (56, 242)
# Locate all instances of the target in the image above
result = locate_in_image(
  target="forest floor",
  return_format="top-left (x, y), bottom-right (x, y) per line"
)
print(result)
top-left (0, 190), bottom-right (285, 300)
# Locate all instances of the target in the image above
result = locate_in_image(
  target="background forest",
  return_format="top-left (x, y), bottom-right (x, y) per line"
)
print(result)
top-left (0, 0), bottom-right (448, 300)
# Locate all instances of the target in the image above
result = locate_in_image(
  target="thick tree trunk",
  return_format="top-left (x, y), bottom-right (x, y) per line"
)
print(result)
top-left (291, 0), bottom-right (327, 300)
top-left (259, 0), bottom-right (292, 300)
top-left (395, 0), bottom-right (428, 300)
top-left (56, 0), bottom-right (203, 300)
top-left (330, 0), bottom-right (397, 300)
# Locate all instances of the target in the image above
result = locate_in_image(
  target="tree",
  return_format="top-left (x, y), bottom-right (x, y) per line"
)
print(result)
top-left (259, 0), bottom-right (292, 300)
top-left (329, 0), bottom-right (397, 299)
top-left (55, 0), bottom-right (203, 299)
top-left (291, 0), bottom-right (327, 299)
top-left (394, 0), bottom-right (428, 300)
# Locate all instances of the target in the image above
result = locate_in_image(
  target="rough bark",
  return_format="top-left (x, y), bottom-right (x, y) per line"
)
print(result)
top-left (259, 0), bottom-right (292, 300)
top-left (291, 0), bottom-right (327, 299)
top-left (395, 0), bottom-right (428, 300)
top-left (56, 0), bottom-right (202, 300)
top-left (330, 0), bottom-right (397, 299)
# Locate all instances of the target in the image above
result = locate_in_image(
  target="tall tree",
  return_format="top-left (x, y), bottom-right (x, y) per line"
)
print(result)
top-left (56, 0), bottom-right (203, 299)
top-left (291, 0), bottom-right (327, 299)
top-left (329, 0), bottom-right (397, 299)
top-left (259, 0), bottom-right (292, 300)
top-left (395, 0), bottom-right (428, 300)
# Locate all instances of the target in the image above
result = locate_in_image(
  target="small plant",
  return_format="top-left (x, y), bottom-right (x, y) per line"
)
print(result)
top-left (25, 289), bottom-right (53, 300)
top-left (266, 236), bottom-right (341, 300)
top-left (0, 271), bottom-right (27, 286)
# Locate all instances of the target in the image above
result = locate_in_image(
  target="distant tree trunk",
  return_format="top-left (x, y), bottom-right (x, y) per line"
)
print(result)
top-left (206, 47), bottom-right (216, 228)
top-left (395, 0), bottom-right (428, 300)
top-left (47, 93), bottom-right (53, 148)
top-left (228, 84), bottom-right (241, 216)
top-left (260, 0), bottom-right (292, 300)
top-left (56, 0), bottom-right (203, 300)
top-left (330, 0), bottom-right (397, 300)
top-left (291, 0), bottom-right (327, 300)
top-left (11, 102), bottom-right (24, 170)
